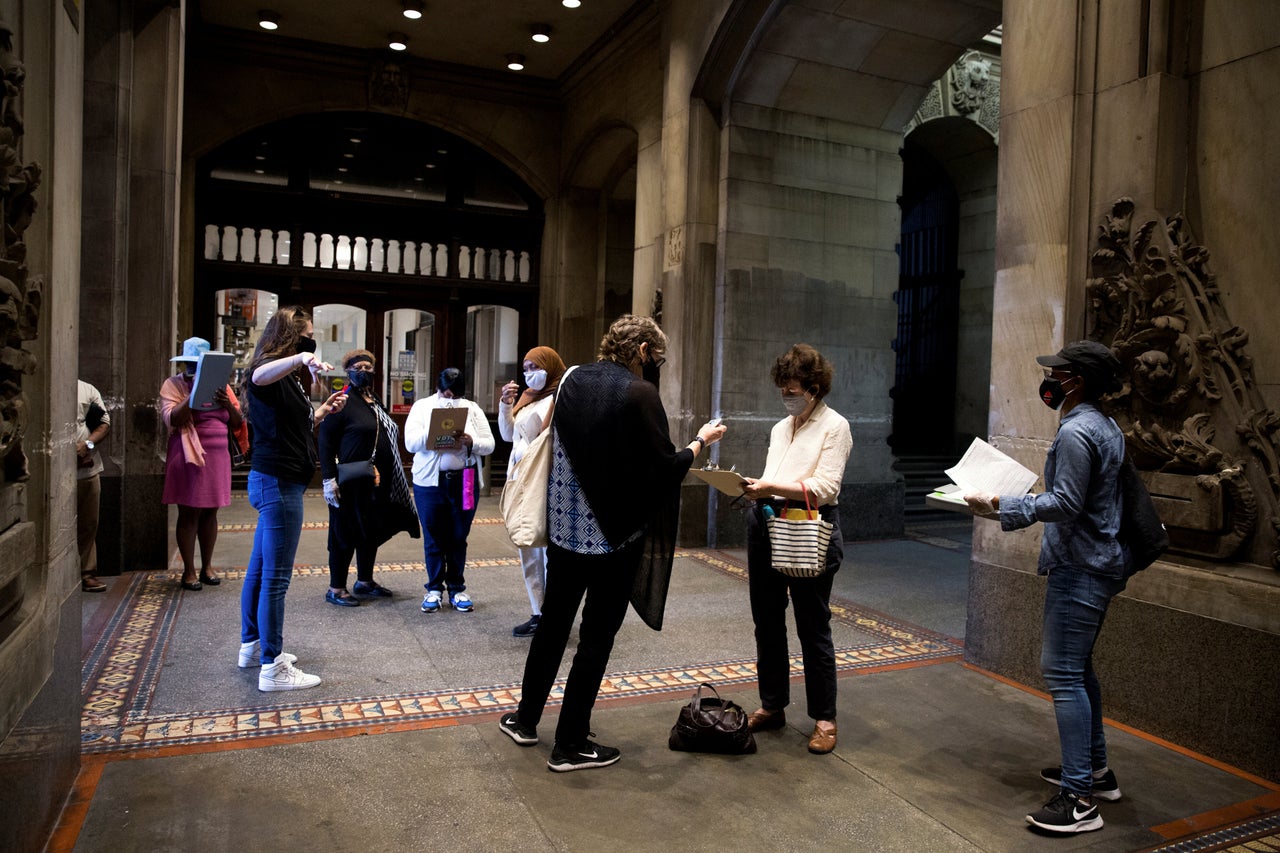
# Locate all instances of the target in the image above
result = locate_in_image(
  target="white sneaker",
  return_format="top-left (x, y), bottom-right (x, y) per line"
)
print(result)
top-left (258, 658), bottom-right (321, 692)
top-left (237, 640), bottom-right (297, 669)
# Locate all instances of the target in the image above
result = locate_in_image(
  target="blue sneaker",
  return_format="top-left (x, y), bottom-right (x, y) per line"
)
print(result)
top-left (420, 590), bottom-right (442, 613)
top-left (449, 591), bottom-right (474, 612)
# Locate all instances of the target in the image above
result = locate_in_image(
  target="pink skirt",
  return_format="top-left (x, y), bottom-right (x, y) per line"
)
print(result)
top-left (162, 410), bottom-right (232, 508)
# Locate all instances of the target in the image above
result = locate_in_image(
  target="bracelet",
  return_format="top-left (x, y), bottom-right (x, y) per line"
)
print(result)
top-left (692, 435), bottom-right (706, 451)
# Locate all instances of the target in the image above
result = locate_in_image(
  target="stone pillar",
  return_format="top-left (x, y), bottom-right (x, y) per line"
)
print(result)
top-left (0, 3), bottom-right (86, 849)
top-left (88, 2), bottom-right (184, 573)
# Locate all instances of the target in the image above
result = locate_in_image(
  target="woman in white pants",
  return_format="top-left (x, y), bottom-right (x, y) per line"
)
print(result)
top-left (498, 346), bottom-right (567, 637)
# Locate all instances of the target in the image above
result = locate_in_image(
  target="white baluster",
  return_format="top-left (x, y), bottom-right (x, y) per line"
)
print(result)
top-left (319, 234), bottom-right (335, 269)
top-left (204, 224), bottom-right (220, 260)
top-left (221, 226), bottom-right (238, 262)
top-left (460, 246), bottom-right (472, 279)
top-left (387, 240), bottom-right (401, 274)
top-left (354, 237), bottom-right (368, 271)
top-left (402, 241), bottom-right (417, 275)
top-left (240, 227), bottom-right (257, 263)
top-left (258, 229), bottom-right (275, 264)
top-left (435, 244), bottom-right (447, 277)
top-left (277, 230), bottom-right (291, 265)
top-left (504, 249), bottom-right (515, 282)
top-left (336, 235), bottom-right (352, 269)
top-left (370, 238), bottom-right (385, 272)
top-left (518, 251), bottom-right (531, 283)
top-left (302, 232), bottom-right (318, 267)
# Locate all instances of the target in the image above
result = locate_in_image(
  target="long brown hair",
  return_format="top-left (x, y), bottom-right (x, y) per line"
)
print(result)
top-left (249, 305), bottom-right (311, 374)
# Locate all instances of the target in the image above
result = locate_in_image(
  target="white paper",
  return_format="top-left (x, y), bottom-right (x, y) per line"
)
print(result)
top-left (942, 437), bottom-right (1039, 497)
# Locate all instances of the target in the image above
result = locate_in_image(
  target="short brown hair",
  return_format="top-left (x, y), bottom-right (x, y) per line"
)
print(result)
top-left (771, 343), bottom-right (833, 399)
top-left (598, 314), bottom-right (667, 366)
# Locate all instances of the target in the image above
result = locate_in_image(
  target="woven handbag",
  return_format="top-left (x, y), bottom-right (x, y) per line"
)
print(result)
top-left (765, 483), bottom-right (834, 578)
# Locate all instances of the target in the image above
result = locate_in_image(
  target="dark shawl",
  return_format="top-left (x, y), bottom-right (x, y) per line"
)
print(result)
top-left (555, 360), bottom-right (695, 629)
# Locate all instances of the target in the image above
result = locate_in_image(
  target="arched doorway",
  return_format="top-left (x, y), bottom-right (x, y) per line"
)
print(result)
top-left (194, 111), bottom-right (543, 421)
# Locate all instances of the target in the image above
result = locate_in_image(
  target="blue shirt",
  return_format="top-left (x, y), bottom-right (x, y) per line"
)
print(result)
top-left (999, 403), bottom-right (1129, 578)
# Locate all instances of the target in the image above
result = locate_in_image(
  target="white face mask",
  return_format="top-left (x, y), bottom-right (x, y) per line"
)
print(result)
top-left (781, 393), bottom-right (811, 417)
top-left (524, 369), bottom-right (548, 391)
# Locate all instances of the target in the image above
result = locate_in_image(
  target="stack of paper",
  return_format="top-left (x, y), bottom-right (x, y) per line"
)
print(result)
top-left (925, 437), bottom-right (1039, 515)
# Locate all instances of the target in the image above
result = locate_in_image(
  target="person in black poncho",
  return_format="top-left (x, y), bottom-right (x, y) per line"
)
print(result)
top-left (497, 314), bottom-right (726, 772)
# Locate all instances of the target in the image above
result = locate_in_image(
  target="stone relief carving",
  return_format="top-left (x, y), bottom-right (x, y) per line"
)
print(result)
top-left (949, 52), bottom-right (991, 116)
top-left (1088, 198), bottom-right (1280, 569)
top-left (369, 59), bottom-right (410, 111)
top-left (665, 226), bottom-right (683, 269)
top-left (904, 48), bottom-right (1000, 142)
top-left (0, 21), bottom-right (40, 487)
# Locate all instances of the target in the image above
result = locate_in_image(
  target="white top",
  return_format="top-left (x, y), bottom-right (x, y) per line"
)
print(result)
top-left (403, 393), bottom-right (496, 488)
top-left (77, 380), bottom-right (111, 480)
top-left (498, 395), bottom-right (553, 479)
top-left (760, 400), bottom-right (852, 506)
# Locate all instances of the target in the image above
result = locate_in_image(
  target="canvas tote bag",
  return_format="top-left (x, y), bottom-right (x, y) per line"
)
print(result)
top-left (765, 483), bottom-right (835, 578)
top-left (498, 366), bottom-right (575, 549)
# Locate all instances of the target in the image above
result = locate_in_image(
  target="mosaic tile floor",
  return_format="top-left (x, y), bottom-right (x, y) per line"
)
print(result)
top-left (80, 548), bottom-right (962, 755)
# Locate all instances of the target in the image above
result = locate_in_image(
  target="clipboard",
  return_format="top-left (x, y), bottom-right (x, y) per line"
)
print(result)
top-left (688, 467), bottom-right (749, 496)
top-left (188, 351), bottom-right (236, 410)
top-left (426, 407), bottom-right (466, 451)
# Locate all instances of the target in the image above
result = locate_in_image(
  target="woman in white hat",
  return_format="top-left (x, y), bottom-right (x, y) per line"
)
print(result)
top-left (159, 336), bottom-right (243, 590)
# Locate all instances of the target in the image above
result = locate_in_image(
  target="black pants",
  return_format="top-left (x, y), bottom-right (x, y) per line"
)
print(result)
top-left (746, 502), bottom-right (843, 721)
top-left (516, 541), bottom-right (641, 746)
top-left (329, 540), bottom-right (378, 589)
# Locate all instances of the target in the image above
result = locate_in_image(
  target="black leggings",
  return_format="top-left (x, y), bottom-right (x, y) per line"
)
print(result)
top-left (329, 541), bottom-right (379, 589)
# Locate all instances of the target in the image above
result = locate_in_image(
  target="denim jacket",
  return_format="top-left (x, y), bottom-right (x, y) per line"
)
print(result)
top-left (999, 403), bottom-right (1129, 578)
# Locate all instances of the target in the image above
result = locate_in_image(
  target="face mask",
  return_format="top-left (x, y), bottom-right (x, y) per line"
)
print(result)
top-left (183, 365), bottom-right (196, 377)
top-left (347, 369), bottom-right (373, 388)
top-left (296, 336), bottom-right (317, 355)
top-left (524, 369), bottom-right (547, 391)
top-left (1039, 376), bottom-right (1074, 410)
top-left (641, 357), bottom-right (661, 386)
top-left (782, 393), bottom-right (811, 417)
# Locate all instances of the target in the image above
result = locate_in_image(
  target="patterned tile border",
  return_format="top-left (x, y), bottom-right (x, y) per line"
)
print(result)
top-left (217, 517), bottom-right (505, 533)
top-left (81, 549), bottom-right (962, 754)
top-left (1144, 812), bottom-right (1280, 852)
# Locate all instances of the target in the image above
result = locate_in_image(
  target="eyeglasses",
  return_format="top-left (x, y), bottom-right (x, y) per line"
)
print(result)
top-left (651, 357), bottom-right (666, 368)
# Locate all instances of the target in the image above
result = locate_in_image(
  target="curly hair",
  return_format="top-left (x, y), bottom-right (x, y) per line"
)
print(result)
top-left (249, 305), bottom-right (312, 373)
top-left (598, 314), bottom-right (667, 366)
top-left (771, 343), bottom-right (834, 399)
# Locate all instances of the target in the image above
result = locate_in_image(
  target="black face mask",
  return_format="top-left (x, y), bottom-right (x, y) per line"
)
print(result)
top-left (347, 369), bottom-right (373, 388)
top-left (642, 357), bottom-right (661, 387)
top-left (296, 336), bottom-right (317, 355)
top-left (1039, 376), bottom-right (1073, 410)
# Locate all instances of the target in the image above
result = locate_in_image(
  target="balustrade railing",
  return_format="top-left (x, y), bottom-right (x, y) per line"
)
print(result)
top-left (201, 224), bottom-right (534, 284)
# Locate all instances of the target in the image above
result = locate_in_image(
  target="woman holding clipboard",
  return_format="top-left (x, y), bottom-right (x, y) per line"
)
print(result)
top-left (160, 337), bottom-right (243, 591)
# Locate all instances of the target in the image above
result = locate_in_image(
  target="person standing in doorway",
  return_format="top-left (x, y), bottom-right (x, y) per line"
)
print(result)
top-left (76, 379), bottom-right (111, 592)
top-left (964, 340), bottom-right (1128, 835)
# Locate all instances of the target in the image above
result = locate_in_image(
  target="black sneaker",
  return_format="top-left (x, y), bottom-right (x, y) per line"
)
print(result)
top-left (498, 713), bottom-right (538, 746)
top-left (1040, 766), bottom-right (1122, 801)
top-left (547, 739), bottom-right (621, 772)
top-left (512, 615), bottom-right (540, 638)
top-left (1026, 790), bottom-right (1104, 833)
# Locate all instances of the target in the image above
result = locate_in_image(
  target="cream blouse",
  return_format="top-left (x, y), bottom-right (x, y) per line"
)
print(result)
top-left (760, 400), bottom-right (852, 505)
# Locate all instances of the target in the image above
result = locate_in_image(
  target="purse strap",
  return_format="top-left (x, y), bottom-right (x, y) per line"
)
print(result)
top-left (781, 482), bottom-right (816, 517)
top-left (367, 397), bottom-right (380, 464)
top-left (688, 683), bottom-right (733, 729)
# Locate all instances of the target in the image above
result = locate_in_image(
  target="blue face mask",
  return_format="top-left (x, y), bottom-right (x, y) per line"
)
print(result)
top-left (347, 369), bottom-right (373, 388)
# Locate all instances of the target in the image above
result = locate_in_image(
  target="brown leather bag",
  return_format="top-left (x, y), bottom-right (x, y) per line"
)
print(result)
top-left (668, 684), bottom-right (757, 754)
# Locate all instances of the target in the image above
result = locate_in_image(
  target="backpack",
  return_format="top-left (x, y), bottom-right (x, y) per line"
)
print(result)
top-left (1118, 456), bottom-right (1168, 575)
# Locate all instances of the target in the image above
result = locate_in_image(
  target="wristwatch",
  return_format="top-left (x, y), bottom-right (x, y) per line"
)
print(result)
top-left (85, 440), bottom-right (95, 451)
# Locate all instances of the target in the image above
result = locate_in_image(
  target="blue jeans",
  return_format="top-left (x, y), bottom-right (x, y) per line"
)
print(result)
top-left (414, 473), bottom-right (476, 593)
top-left (1041, 566), bottom-right (1127, 796)
top-left (241, 470), bottom-right (306, 664)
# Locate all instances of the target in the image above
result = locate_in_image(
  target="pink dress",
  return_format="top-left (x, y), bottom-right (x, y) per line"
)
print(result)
top-left (161, 378), bottom-right (233, 508)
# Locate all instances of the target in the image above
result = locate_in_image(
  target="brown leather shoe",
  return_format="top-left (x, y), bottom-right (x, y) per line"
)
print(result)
top-left (747, 708), bottom-right (786, 732)
top-left (82, 575), bottom-right (107, 593)
top-left (808, 720), bottom-right (837, 754)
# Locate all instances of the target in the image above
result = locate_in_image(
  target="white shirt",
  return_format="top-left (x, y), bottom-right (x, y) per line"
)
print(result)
top-left (77, 380), bottom-right (111, 480)
top-left (403, 393), bottom-right (496, 488)
top-left (760, 400), bottom-right (852, 505)
top-left (498, 395), bottom-right (553, 479)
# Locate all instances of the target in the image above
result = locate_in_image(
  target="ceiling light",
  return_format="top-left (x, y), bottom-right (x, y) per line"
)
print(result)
top-left (338, 166), bottom-right (348, 173)
top-left (258, 10), bottom-right (279, 30)
top-left (506, 53), bottom-right (525, 71)
top-left (531, 24), bottom-right (551, 43)
top-left (436, 148), bottom-right (447, 155)
top-left (562, 0), bottom-right (581, 8)
top-left (388, 32), bottom-right (409, 51)
top-left (254, 169), bottom-right (265, 175)
top-left (424, 164), bottom-right (436, 170)
top-left (254, 154), bottom-right (266, 161)
top-left (344, 152), bottom-right (355, 159)
top-left (349, 137), bottom-right (361, 144)
top-left (401, 0), bottom-right (424, 19)
top-left (334, 179), bottom-right (344, 185)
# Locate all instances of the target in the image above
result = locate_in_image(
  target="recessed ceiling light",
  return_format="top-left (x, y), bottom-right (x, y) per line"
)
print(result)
top-left (254, 169), bottom-right (265, 174)
top-left (388, 32), bottom-right (409, 51)
top-left (531, 24), bottom-right (551, 43)
top-left (436, 149), bottom-right (447, 155)
top-left (254, 154), bottom-right (266, 161)
top-left (414, 176), bottom-right (424, 181)
top-left (562, 0), bottom-right (581, 8)
top-left (338, 166), bottom-right (348, 173)
top-left (349, 137), bottom-right (361, 144)
top-left (401, 0), bottom-right (424, 19)
top-left (344, 152), bottom-right (355, 159)
top-left (258, 10), bottom-right (279, 30)
top-left (334, 179), bottom-right (344, 185)
top-left (425, 164), bottom-right (436, 170)
top-left (506, 53), bottom-right (525, 71)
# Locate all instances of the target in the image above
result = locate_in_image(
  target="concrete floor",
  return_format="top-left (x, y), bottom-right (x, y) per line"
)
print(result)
top-left (69, 495), bottom-right (1277, 852)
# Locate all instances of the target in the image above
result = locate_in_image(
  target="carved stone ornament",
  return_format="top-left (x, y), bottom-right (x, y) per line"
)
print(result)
top-left (665, 226), bottom-right (683, 270)
top-left (949, 51), bottom-right (991, 117)
top-left (1088, 198), bottom-right (1280, 569)
top-left (369, 58), bottom-right (410, 111)
top-left (0, 20), bottom-right (40, 487)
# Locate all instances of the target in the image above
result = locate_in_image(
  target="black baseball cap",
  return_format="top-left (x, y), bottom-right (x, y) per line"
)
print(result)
top-left (1036, 340), bottom-right (1122, 392)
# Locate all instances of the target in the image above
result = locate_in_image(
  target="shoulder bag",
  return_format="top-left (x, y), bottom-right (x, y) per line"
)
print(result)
top-left (499, 366), bottom-right (574, 548)
top-left (1118, 455), bottom-right (1168, 575)
top-left (765, 482), bottom-right (835, 578)
top-left (336, 405), bottom-right (379, 486)
top-left (667, 683), bottom-right (757, 754)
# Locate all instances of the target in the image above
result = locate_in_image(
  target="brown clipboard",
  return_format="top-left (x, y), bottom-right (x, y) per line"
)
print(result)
top-left (426, 407), bottom-right (466, 451)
